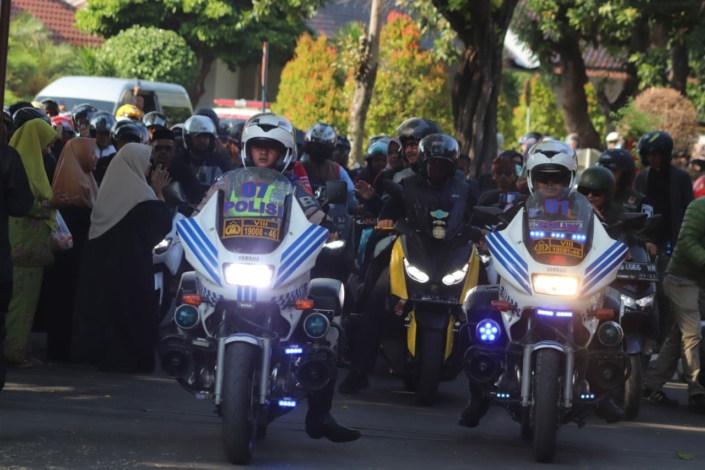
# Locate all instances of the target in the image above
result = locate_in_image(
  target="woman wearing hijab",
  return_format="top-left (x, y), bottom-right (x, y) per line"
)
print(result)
top-left (73, 143), bottom-right (171, 373)
top-left (40, 138), bottom-right (99, 362)
top-left (5, 119), bottom-right (70, 366)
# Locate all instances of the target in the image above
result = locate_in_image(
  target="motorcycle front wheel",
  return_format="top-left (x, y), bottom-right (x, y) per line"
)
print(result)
top-left (414, 327), bottom-right (444, 406)
top-left (222, 343), bottom-right (259, 465)
top-left (618, 353), bottom-right (642, 420)
top-left (532, 348), bottom-right (561, 463)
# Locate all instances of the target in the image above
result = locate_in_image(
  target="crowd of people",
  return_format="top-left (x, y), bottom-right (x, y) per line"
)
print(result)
top-left (0, 97), bottom-right (703, 422)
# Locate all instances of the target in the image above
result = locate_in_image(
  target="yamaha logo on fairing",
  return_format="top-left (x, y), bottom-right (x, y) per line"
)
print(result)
top-left (239, 256), bottom-right (259, 262)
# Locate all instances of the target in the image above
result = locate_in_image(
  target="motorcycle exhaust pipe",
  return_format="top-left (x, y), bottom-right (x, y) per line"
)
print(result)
top-left (464, 349), bottom-right (498, 383)
top-left (161, 350), bottom-right (191, 378)
top-left (296, 359), bottom-right (332, 391)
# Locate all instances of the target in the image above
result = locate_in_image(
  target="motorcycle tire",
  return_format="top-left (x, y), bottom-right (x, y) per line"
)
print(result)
top-left (414, 327), bottom-right (444, 406)
top-left (532, 348), bottom-right (561, 463)
top-left (222, 343), bottom-right (259, 465)
top-left (619, 354), bottom-right (642, 420)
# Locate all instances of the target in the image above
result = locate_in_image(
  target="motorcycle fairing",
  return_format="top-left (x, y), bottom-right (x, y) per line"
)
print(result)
top-left (486, 204), bottom-right (627, 314)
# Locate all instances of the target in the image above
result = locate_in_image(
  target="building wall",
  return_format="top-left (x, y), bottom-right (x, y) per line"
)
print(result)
top-left (196, 60), bottom-right (284, 110)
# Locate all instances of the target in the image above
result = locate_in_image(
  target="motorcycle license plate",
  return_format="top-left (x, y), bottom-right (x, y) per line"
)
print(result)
top-left (616, 262), bottom-right (658, 282)
top-left (222, 218), bottom-right (280, 240)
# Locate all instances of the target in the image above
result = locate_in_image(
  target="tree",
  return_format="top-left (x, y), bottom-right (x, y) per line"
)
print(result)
top-left (428, 0), bottom-right (520, 177)
top-left (76, 0), bottom-right (323, 105)
top-left (6, 13), bottom-right (83, 102)
top-left (363, 12), bottom-right (453, 141)
top-left (90, 26), bottom-right (199, 90)
top-left (512, 74), bottom-right (565, 141)
top-left (272, 32), bottom-right (348, 133)
top-left (347, 0), bottom-right (384, 162)
top-left (633, 87), bottom-right (698, 155)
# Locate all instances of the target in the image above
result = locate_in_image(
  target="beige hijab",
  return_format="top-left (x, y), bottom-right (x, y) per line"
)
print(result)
top-left (89, 143), bottom-right (156, 240)
top-left (53, 138), bottom-right (99, 208)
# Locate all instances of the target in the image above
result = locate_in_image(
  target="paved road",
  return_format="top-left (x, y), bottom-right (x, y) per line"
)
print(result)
top-left (1, 357), bottom-right (704, 470)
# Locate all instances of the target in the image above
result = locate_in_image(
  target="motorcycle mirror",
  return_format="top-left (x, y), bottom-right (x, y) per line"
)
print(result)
top-left (642, 214), bottom-right (662, 232)
top-left (162, 181), bottom-right (188, 208)
top-left (325, 180), bottom-right (347, 205)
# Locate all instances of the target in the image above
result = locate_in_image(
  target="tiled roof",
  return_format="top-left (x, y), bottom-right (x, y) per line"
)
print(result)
top-left (11, 0), bottom-right (103, 47)
top-left (306, 0), bottom-right (397, 38)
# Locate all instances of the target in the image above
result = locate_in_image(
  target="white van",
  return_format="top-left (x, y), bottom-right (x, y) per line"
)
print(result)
top-left (35, 76), bottom-right (193, 123)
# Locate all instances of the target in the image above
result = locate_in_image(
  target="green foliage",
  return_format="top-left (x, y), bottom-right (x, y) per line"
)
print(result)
top-left (686, 82), bottom-right (705, 122)
top-left (512, 75), bottom-right (565, 140)
top-left (499, 69), bottom-right (531, 150)
top-left (393, 0), bottom-right (461, 63)
top-left (76, 0), bottom-right (317, 71)
top-left (6, 13), bottom-right (83, 102)
top-left (585, 82), bottom-right (606, 138)
top-left (364, 12), bottom-right (453, 138)
top-left (611, 98), bottom-right (662, 146)
top-left (94, 26), bottom-right (199, 88)
top-left (272, 33), bottom-right (348, 133)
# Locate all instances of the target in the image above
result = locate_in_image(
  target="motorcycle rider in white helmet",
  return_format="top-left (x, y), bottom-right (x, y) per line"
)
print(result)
top-left (460, 140), bottom-right (627, 428)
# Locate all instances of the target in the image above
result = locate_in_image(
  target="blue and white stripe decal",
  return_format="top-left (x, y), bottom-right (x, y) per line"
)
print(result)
top-left (274, 225), bottom-right (328, 288)
top-left (485, 232), bottom-right (532, 294)
top-left (236, 286), bottom-right (258, 301)
top-left (177, 218), bottom-right (222, 286)
top-left (580, 241), bottom-right (628, 296)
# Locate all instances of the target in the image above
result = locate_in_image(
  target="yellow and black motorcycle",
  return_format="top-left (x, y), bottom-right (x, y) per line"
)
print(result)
top-left (375, 183), bottom-right (481, 405)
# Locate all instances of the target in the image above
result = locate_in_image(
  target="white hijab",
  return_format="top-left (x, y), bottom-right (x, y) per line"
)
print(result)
top-left (89, 143), bottom-right (157, 240)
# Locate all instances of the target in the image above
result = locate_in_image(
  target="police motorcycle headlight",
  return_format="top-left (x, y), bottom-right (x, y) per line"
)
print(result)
top-left (223, 263), bottom-right (273, 287)
top-left (403, 258), bottom-right (429, 283)
top-left (325, 239), bottom-right (345, 250)
top-left (154, 238), bottom-right (171, 254)
top-left (532, 274), bottom-right (579, 296)
top-left (442, 264), bottom-right (469, 286)
top-left (620, 293), bottom-right (655, 309)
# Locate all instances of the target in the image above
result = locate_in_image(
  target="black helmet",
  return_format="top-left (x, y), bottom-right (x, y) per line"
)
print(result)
top-left (636, 131), bottom-right (673, 168)
top-left (12, 107), bottom-right (51, 132)
top-left (294, 128), bottom-right (305, 159)
top-left (577, 166), bottom-right (616, 204)
top-left (142, 111), bottom-right (169, 130)
top-left (171, 123), bottom-right (185, 139)
top-left (336, 134), bottom-right (351, 150)
top-left (229, 120), bottom-right (246, 147)
top-left (183, 115), bottom-right (216, 155)
top-left (89, 111), bottom-right (117, 137)
top-left (134, 121), bottom-right (150, 144)
top-left (597, 149), bottom-right (636, 189)
top-left (71, 103), bottom-right (98, 131)
top-left (304, 122), bottom-right (337, 162)
top-left (394, 118), bottom-right (441, 144)
top-left (110, 120), bottom-right (142, 145)
top-left (40, 99), bottom-right (60, 117)
top-left (417, 133), bottom-right (459, 185)
top-left (193, 107), bottom-right (220, 130)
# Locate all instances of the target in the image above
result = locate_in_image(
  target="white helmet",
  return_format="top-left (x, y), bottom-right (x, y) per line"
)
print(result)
top-left (525, 140), bottom-right (578, 194)
top-left (242, 113), bottom-right (296, 172)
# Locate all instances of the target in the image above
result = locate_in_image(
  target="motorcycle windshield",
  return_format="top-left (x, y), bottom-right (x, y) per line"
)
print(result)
top-left (522, 188), bottom-right (594, 267)
top-left (216, 168), bottom-right (293, 254)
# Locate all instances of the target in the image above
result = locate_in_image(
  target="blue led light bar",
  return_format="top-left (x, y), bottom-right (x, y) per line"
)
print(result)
top-left (278, 399), bottom-right (297, 408)
top-left (285, 347), bottom-right (303, 355)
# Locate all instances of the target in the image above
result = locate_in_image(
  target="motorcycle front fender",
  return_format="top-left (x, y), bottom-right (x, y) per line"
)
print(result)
top-left (224, 333), bottom-right (263, 349)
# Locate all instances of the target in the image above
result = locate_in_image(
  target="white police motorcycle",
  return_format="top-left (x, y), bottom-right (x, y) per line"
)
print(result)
top-left (464, 187), bottom-right (631, 463)
top-left (158, 168), bottom-right (345, 465)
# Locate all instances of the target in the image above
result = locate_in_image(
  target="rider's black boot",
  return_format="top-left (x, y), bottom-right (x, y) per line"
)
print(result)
top-left (458, 385), bottom-right (491, 428)
top-left (596, 397), bottom-right (627, 424)
top-left (306, 369), bottom-right (362, 443)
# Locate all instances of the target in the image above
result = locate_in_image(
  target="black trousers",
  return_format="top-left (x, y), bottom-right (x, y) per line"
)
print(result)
top-left (0, 281), bottom-right (14, 390)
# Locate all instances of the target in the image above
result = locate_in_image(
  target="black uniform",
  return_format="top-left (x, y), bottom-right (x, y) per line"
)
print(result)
top-left (350, 173), bottom-right (476, 373)
top-left (168, 150), bottom-right (235, 204)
